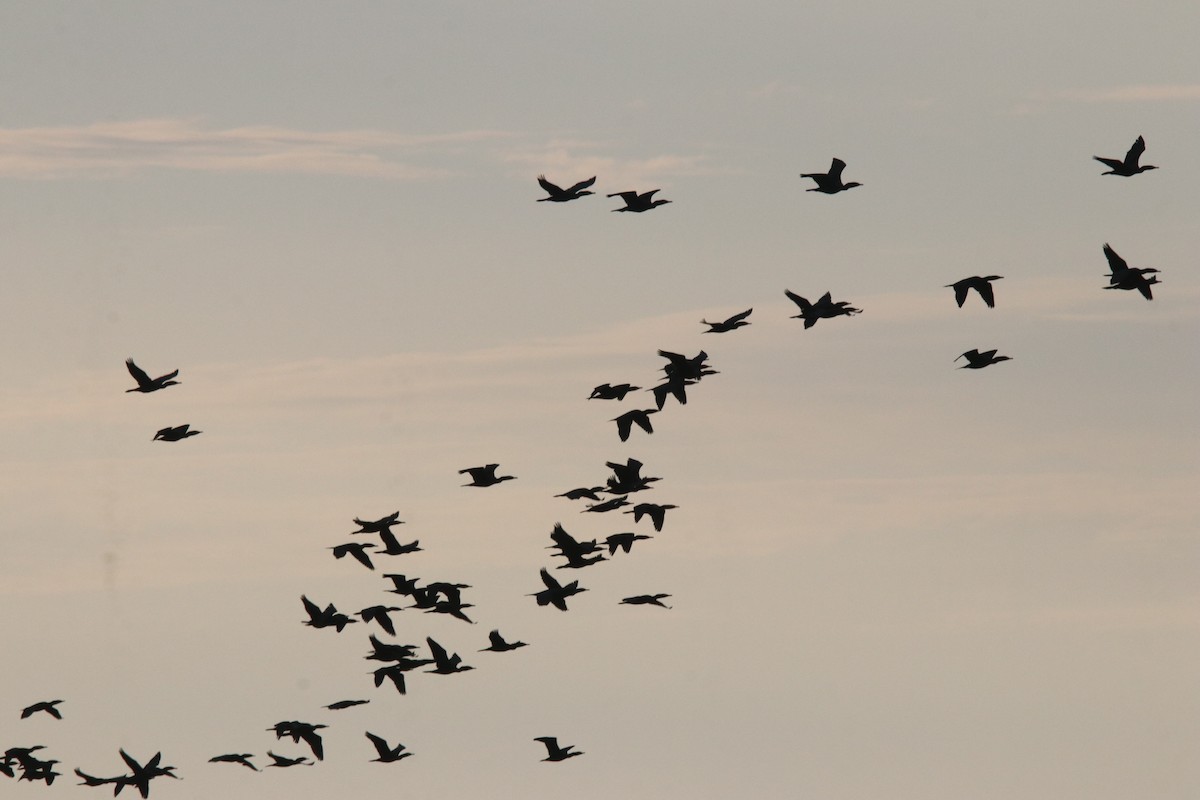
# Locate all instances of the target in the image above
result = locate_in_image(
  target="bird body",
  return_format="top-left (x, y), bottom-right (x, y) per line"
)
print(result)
top-left (152, 424), bottom-right (201, 442)
top-left (589, 383), bottom-right (640, 400)
top-left (208, 753), bottom-right (258, 771)
top-left (702, 308), bottom-right (753, 333)
top-left (325, 699), bottom-right (369, 711)
top-left (534, 737), bottom-right (582, 762)
top-left (366, 732), bottom-right (412, 763)
top-left (20, 700), bottom-right (63, 719)
top-left (946, 276), bottom-right (1003, 308)
top-left (956, 349), bottom-right (1012, 369)
top-left (125, 359), bottom-right (180, 393)
top-left (459, 464), bottom-right (516, 487)
top-left (800, 158), bottom-right (862, 193)
top-left (613, 408), bottom-right (657, 442)
top-left (1103, 243), bottom-right (1160, 300)
top-left (530, 567), bottom-right (586, 611)
top-left (784, 290), bottom-right (862, 329)
top-left (625, 502), bottom-right (677, 532)
top-left (481, 629), bottom-right (528, 652)
top-left (621, 593), bottom-right (673, 609)
top-left (607, 189), bottom-right (671, 212)
top-left (330, 542), bottom-right (376, 570)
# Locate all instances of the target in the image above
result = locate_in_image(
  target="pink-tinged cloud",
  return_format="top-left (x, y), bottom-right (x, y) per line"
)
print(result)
top-left (0, 118), bottom-right (512, 179)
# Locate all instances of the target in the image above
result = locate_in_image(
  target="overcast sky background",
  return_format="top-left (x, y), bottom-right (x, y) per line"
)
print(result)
top-left (1, 3), bottom-right (1198, 798)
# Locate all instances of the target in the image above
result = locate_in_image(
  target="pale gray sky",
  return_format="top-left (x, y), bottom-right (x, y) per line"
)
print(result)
top-left (1, 3), bottom-right (1197, 799)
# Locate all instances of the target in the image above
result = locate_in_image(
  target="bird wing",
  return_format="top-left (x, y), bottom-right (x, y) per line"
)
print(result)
top-left (566, 176), bottom-right (597, 194)
top-left (539, 567), bottom-right (563, 592)
top-left (1102, 244), bottom-right (1128, 276)
top-left (828, 158), bottom-right (847, 179)
top-left (978, 282), bottom-right (996, 308)
top-left (606, 191), bottom-right (639, 202)
top-left (537, 175), bottom-right (563, 194)
top-left (125, 359), bottom-right (151, 387)
top-left (783, 289), bottom-right (810, 310)
top-left (1136, 279), bottom-right (1154, 300)
top-left (1125, 136), bottom-right (1146, 166)
top-left (726, 307), bottom-right (753, 324)
top-left (426, 636), bottom-right (449, 665)
top-left (950, 282), bottom-right (969, 307)
top-left (364, 733), bottom-right (390, 759)
top-left (1093, 155), bottom-right (1123, 170)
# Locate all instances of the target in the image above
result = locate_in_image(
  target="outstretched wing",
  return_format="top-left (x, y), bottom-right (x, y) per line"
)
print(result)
top-left (1125, 135), bottom-right (1146, 166)
top-left (566, 176), bottom-right (597, 194)
top-left (828, 158), bottom-right (847, 180)
top-left (783, 289), bottom-right (810, 311)
top-left (125, 359), bottom-right (151, 387)
top-left (1102, 243), bottom-right (1128, 276)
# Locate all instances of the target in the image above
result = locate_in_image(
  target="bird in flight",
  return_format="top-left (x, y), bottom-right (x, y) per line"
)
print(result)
top-left (268, 721), bottom-right (327, 761)
top-left (116, 749), bottom-right (180, 798)
top-left (480, 629), bottom-right (528, 652)
top-left (1094, 135), bottom-right (1157, 176)
top-left (537, 175), bottom-right (597, 202)
top-left (330, 541), bottom-right (377, 570)
top-left (607, 189), bottom-right (672, 212)
top-left (534, 737), bottom-right (583, 762)
top-left (265, 751), bottom-right (311, 768)
top-left (605, 458), bottom-right (661, 494)
top-left (800, 158), bottom-right (862, 193)
top-left (1102, 243), bottom-right (1160, 300)
top-left (301, 595), bottom-right (357, 632)
top-left (358, 605), bottom-right (403, 636)
top-left (352, 511), bottom-right (403, 535)
top-left (613, 408), bottom-right (657, 442)
top-left (621, 594), bottom-right (673, 609)
top-left (625, 502), bottom-right (677, 532)
top-left (459, 464), bottom-right (516, 487)
top-left (530, 567), bottom-right (586, 611)
top-left (324, 699), bottom-right (369, 711)
top-left (152, 424), bottom-right (201, 442)
top-left (701, 307), bottom-right (753, 333)
top-left (555, 486), bottom-right (606, 501)
top-left (208, 753), bottom-right (258, 771)
top-left (589, 383), bottom-right (641, 400)
top-left (946, 276), bottom-right (1003, 308)
top-left (784, 290), bottom-right (862, 329)
top-left (425, 636), bottom-right (474, 674)
top-left (20, 700), bottom-right (63, 719)
top-left (955, 349), bottom-right (1012, 369)
top-left (365, 732), bottom-right (412, 763)
top-left (125, 359), bottom-right (180, 393)
top-left (604, 532), bottom-right (652, 555)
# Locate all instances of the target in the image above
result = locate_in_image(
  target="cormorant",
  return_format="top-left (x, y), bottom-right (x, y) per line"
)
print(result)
top-left (625, 502), bottom-right (677, 532)
top-left (955, 349), bottom-right (1012, 369)
top-left (529, 567), bottom-right (586, 611)
top-left (607, 189), bottom-right (671, 212)
top-left (701, 308), bottom-right (753, 333)
top-left (946, 276), bottom-right (1003, 308)
top-left (784, 290), bottom-right (862, 329)
top-left (534, 737), bottom-right (583, 761)
top-left (425, 637), bottom-right (474, 674)
top-left (20, 700), bottom-right (63, 720)
top-left (480, 629), bottom-right (528, 652)
top-left (613, 408), bottom-right (657, 442)
top-left (800, 158), bottom-right (861, 193)
top-left (152, 424), bottom-right (201, 442)
top-left (1095, 136), bottom-right (1157, 176)
top-left (125, 359), bottom-right (180, 393)
top-left (589, 383), bottom-right (640, 400)
top-left (621, 594), bottom-right (673, 609)
top-left (208, 754), bottom-right (258, 771)
top-left (366, 732), bottom-right (412, 763)
top-left (537, 175), bottom-right (597, 202)
top-left (324, 699), bottom-right (369, 711)
top-left (330, 541), bottom-right (377, 570)
top-left (459, 464), bottom-right (516, 487)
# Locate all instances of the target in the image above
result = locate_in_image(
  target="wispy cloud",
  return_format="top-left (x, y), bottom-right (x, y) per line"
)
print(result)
top-left (0, 118), bottom-right (512, 179)
top-left (502, 137), bottom-right (728, 188)
top-left (1014, 84), bottom-right (1200, 114)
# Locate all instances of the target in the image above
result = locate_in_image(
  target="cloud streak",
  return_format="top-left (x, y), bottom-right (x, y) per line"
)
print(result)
top-left (0, 117), bottom-right (512, 179)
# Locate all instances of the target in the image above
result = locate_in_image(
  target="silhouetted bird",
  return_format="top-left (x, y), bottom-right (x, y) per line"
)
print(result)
top-left (269, 721), bottom-right (326, 761)
top-left (702, 307), bottom-right (753, 333)
top-left (75, 767), bottom-right (122, 787)
top-left (352, 511), bottom-right (403, 535)
top-left (649, 374), bottom-right (696, 410)
top-left (265, 751), bottom-right (311, 768)
top-left (20, 700), bottom-right (63, 719)
top-left (1095, 135), bottom-right (1157, 176)
top-left (425, 637), bottom-right (474, 674)
top-left (800, 158), bottom-right (861, 193)
top-left (608, 189), bottom-right (671, 212)
top-left (530, 567), bottom-right (586, 611)
top-left (365, 634), bottom-right (424, 663)
top-left (946, 276), bottom-right (1003, 308)
top-left (625, 502), bottom-right (677, 532)
top-left (152, 424), bottom-right (201, 442)
top-left (555, 486), bottom-right (606, 501)
top-left (372, 664), bottom-right (412, 695)
top-left (613, 408), bottom-right (657, 442)
top-left (125, 359), bottom-right (179, 393)
top-left (208, 754), bottom-right (258, 771)
top-left (366, 732), bottom-right (412, 763)
top-left (583, 496), bottom-right (629, 514)
top-left (376, 529), bottom-right (422, 556)
top-left (589, 383), bottom-right (640, 400)
top-left (481, 629), bottom-right (528, 652)
top-left (621, 593), bottom-right (673, 609)
top-left (324, 699), bottom-right (369, 711)
top-left (537, 175), bottom-right (597, 202)
top-left (658, 349), bottom-right (715, 382)
top-left (604, 532), bottom-right (652, 555)
top-left (534, 737), bottom-right (583, 762)
top-left (547, 523), bottom-right (602, 560)
top-left (301, 595), bottom-right (357, 632)
top-left (117, 749), bottom-right (179, 798)
top-left (382, 573), bottom-right (420, 596)
top-left (1103, 243), bottom-right (1160, 300)
top-left (459, 464), bottom-right (516, 487)
top-left (359, 606), bottom-right (403, 636)
top-left (605, 458), bottom-right (661, 494)
top-left (330, 541), bottom-right (377, 570)
top-left (955, 349), bottom-right (1012, 369)
top-left (424, 598), bottom-right (476, 624)
top-left (784, 290), bottom-right (862, 328)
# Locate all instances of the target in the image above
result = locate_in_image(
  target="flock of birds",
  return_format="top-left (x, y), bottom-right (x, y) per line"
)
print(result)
top-left (4, 137), bottom-right (1162, 795)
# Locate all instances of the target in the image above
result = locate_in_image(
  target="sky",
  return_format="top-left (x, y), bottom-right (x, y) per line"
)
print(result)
top-left (1, 2), bottom-right (1198, 798)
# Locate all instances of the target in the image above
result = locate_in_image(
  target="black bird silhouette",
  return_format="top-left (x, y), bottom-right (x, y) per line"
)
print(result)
top-left (606, 458), bottom-right (661, 494)
top-left (74, 767), bottom-right (123, 787)
top-left (7, 747), bottom-right (59, 785)
top-left (649, 373), bottom-right (696, 410)
top-left (604, 532), bottom-right (652, 555)
top-left (583, 496), bottom-right (630, 514)
top-left (621, 593), bottom-right (673, 609)
top-left (365, 634), bottom-right (424, 663)
top-left (534, 737), bottom-right (583, 762)
top-left (324, 699), bottom-right (369, 711)
top-left (625, 502), bottom-right (677, 532)
top-left (424, 598), bottom-right (477, 624)
top-left (459, 464), bottom-right (516, 487)
top-left (208, 753), bottom-right (258, 771)
top-left (784, 290), bottom-right (862, 329)
top-left (265, 751), bottom-right (311, 768)
top-left (800, 158), bottom-right (862, 193)
top-left (366, 732), bottom-right (412, 763)
top-left (331, 541), bottom-right (377, 570)
top-left (955, 349), bottom-right (1012, 369)
top-left (352, 511), bottom-right (403, 535)
top-left (268, 721), bottom-right (326, 761)
top-left (481, 629), bottom-right (528, 652)
top-left (530, 567), bottom-right (586, 611)
top-left (946, 276), bottom-right (1003, 308)
top-left (359, 605), bottom-right (403, 636)
top-left (547, 523), bottom-right (602, 561)
top-left (376, 529), bottom-right (422, 556)
top-left (117, 749), bottom-right (179, 798)
top-left (20, 700), bottom-right (63, 719)
top-left (658, 349), bottom-right (715, 382)
top-left (1095, 135), bottom-right (1157, 176)
top-left (301, 595), bottom-right (357, 632)
top-left (607, 189), bottom-right (671, 212)
top-left (537, 175), bottom-right (597, 202)
top-left (613, 408), bottom-right (657, 442)
top-left (382, 573), bottom-right (421, 596)
top-left (125, 359), bottom-right (180, 393)
top-left (1103, 243), bottom-right (1160, 300)
top-left (371, 664), bottom-right (412, 695)
top-left (425, 637), bottom-right (474, 674)
top-left (555, 486), bottom-right (606, 501)
top-left (702, 307), bottom-right (753, 333)
top-left (589, 383), bottom-right (640, 400)
top-left (152, 424), bottom-right (201, 442)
